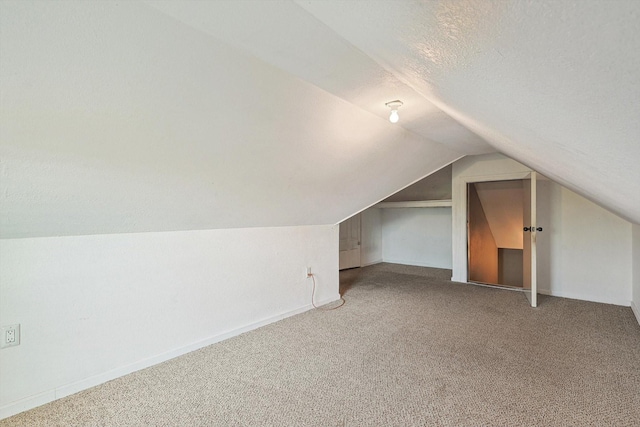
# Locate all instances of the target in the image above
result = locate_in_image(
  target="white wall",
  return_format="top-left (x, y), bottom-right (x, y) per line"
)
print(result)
top-left (536, 181), bottom-right (632, 305)
top-left (0, 225), bottom-right (338, 419)
top-left (360, 209), bottom-right (382, 266)
top-left (361, 165), bottom-right (453, 270)
top-left (381, 208), bottom-right (452, 269)
top-left (453, 154), bottom-right (632, 306)
top-left (632, 223), bottom-right (640, 324)
top-left (359, 205), bottom-right (452, 270)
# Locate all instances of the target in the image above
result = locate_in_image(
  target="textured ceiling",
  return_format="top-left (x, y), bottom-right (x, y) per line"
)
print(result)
top-left (1, 0), bottom-right (638, 238)
top-left (297, 0), bottom-right (640, 224)
top-left (144, 0), bottom-right (493, 155)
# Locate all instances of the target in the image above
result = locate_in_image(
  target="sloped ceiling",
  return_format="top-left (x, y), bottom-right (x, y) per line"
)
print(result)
top-left (383, 165), bottom-right (452, 202)
top-left (2, 0), bottom-right (639, 238)
top-left (144, 0), bottom-right (493, 155)
top-left (298, 0), bottom-right (640, 224)
top-left (0, 0), bottom-right (466, 238)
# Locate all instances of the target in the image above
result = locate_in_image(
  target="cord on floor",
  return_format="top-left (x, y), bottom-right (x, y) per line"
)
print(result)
top-left (309, 273), bottom-right (345, 311)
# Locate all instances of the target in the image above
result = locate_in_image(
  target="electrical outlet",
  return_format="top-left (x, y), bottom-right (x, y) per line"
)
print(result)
top-left (1, 324), bottom-right (20, 349)
top-left (306, 267), bottom-right (312, 277)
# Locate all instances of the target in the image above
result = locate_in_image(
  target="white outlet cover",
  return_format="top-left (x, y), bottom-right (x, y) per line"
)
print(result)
top-left (1, 324), bottom-right (20, 349)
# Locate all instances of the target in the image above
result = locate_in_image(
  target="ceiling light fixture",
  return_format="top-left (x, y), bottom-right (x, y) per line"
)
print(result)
top-left (385, 100), bottom-right (403, 123)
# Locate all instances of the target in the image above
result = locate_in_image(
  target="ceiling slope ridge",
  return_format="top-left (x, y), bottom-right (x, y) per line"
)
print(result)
top-left (143, 0), bottom-right (494, 156)
top-left (288, 0), bottom-right (498, 155)
top-left (295, 7), bottom-right (495, 157)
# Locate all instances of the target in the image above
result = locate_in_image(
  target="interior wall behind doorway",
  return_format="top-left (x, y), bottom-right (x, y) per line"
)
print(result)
top-left (468, 179), bottom-right (525, 287)
top-left (499, 248), bottom-right (524, 286)
top-left (468, 183), bottom-right (498, 283)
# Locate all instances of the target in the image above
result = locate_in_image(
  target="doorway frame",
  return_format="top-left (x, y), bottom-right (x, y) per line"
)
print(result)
top-left (338, 213), bottom-right (362, 270)
top-left (466, 179), bottom-right (526, 288)
top-left (452, 170), bottom-right (534, 284)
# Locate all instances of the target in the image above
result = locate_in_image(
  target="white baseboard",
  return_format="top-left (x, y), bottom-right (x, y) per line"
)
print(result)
top-left (449, 284), bottom-right (631, 308)
top-left (361, 259), bottom-right (382, 267)
top-left (0, 391), bottom-right (56, 422)
top-left (631, 300), bottom-right (640, 326)
top-left (537, 288), bottom-right (630, 307)
top-left (382, 258), bottom-right (452, 270)
top-left (0, 298), bottom-right (338, 421)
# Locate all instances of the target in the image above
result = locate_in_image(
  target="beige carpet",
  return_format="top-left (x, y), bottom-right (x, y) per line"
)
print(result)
top-left (3, 263), bottom-right (640, 426)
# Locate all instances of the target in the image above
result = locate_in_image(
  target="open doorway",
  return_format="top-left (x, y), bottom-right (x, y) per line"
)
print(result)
top-left (339, 213), bottom-right (361, 270)
top-left (467, 180), bottom-right (524, 288)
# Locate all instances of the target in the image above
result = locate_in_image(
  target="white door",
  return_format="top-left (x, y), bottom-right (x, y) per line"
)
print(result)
top-left (339, 214), bottom-right (361, 270)
top-left (522, 172), bottom-right (537, 307)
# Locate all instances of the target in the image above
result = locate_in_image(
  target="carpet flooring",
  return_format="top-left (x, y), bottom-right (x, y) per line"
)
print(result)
top-left (3, 263), bottom-right (640, 426)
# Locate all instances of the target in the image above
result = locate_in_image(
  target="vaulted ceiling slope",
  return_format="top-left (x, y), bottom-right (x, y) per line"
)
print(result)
top-left (2, 1), bottom-right (638, 239)
top-left (298, 0), bottom-right (640, 224)
top-left (144, 0), bottom-right (493, 156)
top-left (0, 0), bottom-right (467, 238)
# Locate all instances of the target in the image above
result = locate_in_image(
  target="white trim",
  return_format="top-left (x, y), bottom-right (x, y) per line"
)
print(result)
top-left (631, 300), bottom-right (640, 326)
top-left (361, 259), bottom-right (383, 267)
top-left (538, 288), bottom-right (630, 307)
top-left (374, 200), bottom-right (452, 209)
top-left (0, 296), bottom-right (339, 421)
top-left (0, 391), bottom-right (56, 422)
top-left (382, 258), bottom-right (452, 270)
top-left (447, 282), bottom-right (631, 307)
